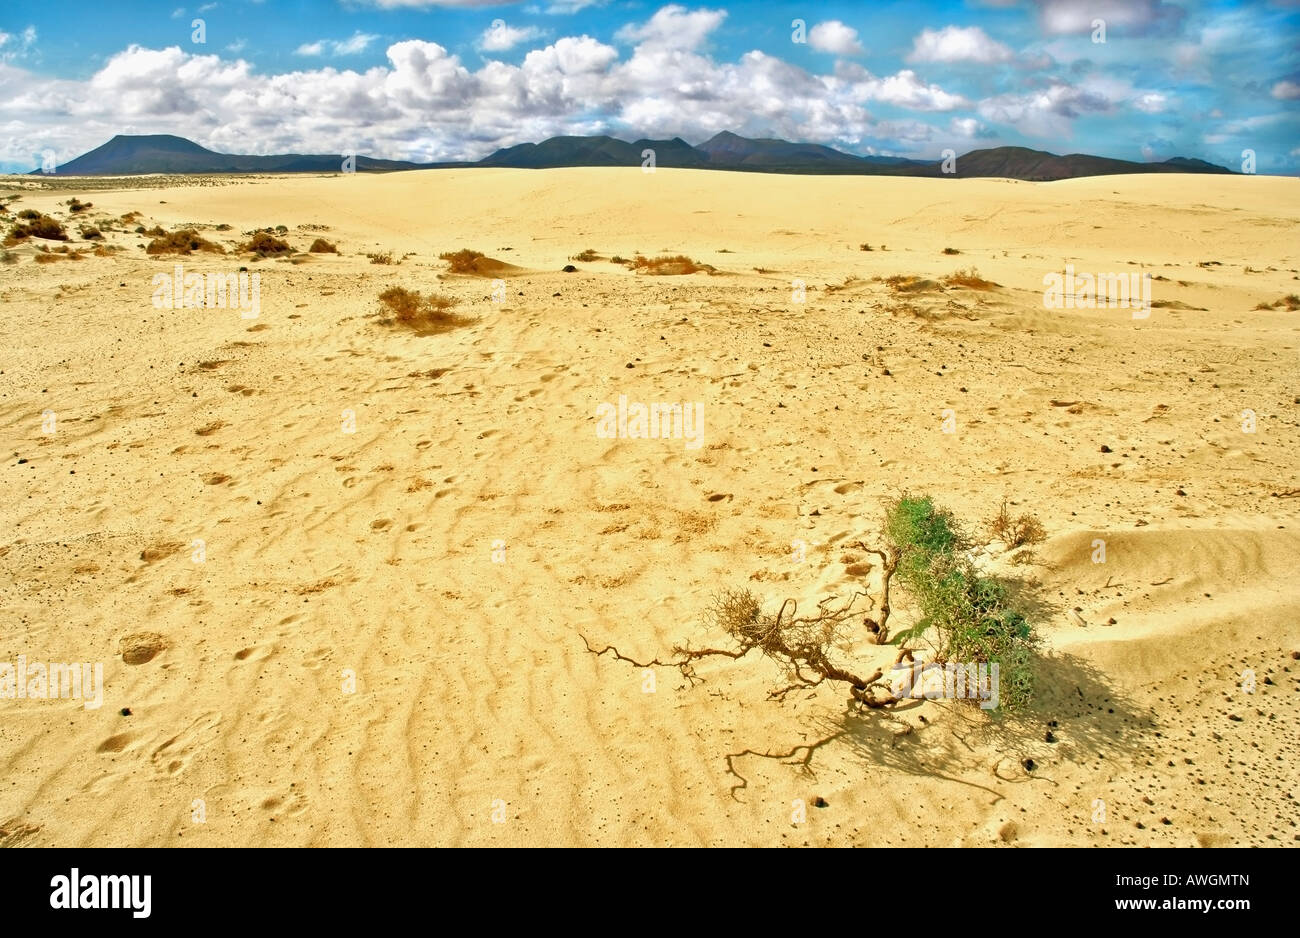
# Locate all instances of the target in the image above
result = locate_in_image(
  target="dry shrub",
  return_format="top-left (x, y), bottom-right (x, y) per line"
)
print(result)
top-left (885, 274), bottom-right (940, 293)
top-left (439, 249), bottom-right (485, 272)
top-left (610, 255), bottom-right (628, 264)
top-left (242, 230), bottom-right (293, 256)
top-left (629, 254), bottom-right (713, 275)
top-left (571, 248), bottom-right (599, 262)
top-left (35, 250), bottom-right (84, 263)
top-left (146, 228), bottom-right (224, 255)
top-left (67, 198), bottom-right (93, 214)
top-left (79, 226), bottom-right (103, 240)
top-left (1258, 294), bottom-right (1300, 311)
top-left (944, 267), bottom-right (999, 290)
top-left (7, 213), bottom-right (68, 243)
top-left (309, 238), bottom-right (338, 253)
top-left (942, 246), bottom-right (961, 255)
top-left (377, 286), bottom-right (474, 335)
top-left (367, 251), bottom-right (394, 265)
top-left (989, 500), bottom-right (1046, 549)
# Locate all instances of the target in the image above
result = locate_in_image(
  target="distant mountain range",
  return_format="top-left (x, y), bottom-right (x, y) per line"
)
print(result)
top-left (36, 132), bottom-right (1235, 181)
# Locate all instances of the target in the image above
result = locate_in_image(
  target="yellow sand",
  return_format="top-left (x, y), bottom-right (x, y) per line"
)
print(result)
top-left (1, 168), bottom-right (1297, 846)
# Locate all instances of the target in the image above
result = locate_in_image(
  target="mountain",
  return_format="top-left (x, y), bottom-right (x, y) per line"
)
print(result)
top-left (696, 130), bottom-right (926, 172)
top-left (478, 135), bottom-right (710, 169)
top-left (37, 133), bottom-right (1235, 181)
top-left (46, 134), bottom-right (430, 175)
top-left (924, 146), bottom-right (1236, 181)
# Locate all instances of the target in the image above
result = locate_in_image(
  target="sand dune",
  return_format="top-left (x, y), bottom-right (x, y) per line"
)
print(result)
top-left (0, 168), bottom-right (1297, 846)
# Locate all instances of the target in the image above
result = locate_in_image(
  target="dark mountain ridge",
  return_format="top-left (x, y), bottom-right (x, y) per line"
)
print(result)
top-left (34, 132), bottom-right (1235, 181)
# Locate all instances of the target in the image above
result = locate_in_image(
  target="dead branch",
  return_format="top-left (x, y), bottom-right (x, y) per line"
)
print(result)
top-left (582, 541), bottom-right (911, 711)
top-left (724, 731), bottom-right (848, 800)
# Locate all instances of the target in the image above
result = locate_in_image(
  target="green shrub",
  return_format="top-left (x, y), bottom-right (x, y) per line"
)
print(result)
top-left (885, 496), bottom-right (1036, 711)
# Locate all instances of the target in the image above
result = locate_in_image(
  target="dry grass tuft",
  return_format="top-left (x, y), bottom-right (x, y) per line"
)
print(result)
top-left (439, 248), bottom-right (486, 272)
top-left (7, 213), bottom-right (68, 244)
top-left (146, 228), bottom-right (224, 255)
top-left (943, 267), bottom-right (999, 290)
top-left (629, 254), bottom-right (714, 275)
top-left (377, 286), bottom-right (475, 335)
top-left (309, 238), bottom-right (338, 253)
top-left (571, 248), bottom-right (600, 262)
top-left (1256, 294), bottom-right (1300, 311)
top-left (989, 500), bottom-right (1046, 549)
top-left (884, 273), bottom-right (941, 293)
top-left (241, 230), bottom-right (293, 256)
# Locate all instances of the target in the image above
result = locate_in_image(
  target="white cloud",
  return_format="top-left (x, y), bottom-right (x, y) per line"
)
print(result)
top-left (544, 0), bottom-right (604, 12)
top-left (1271, 80), bottom-right (1300, 100)
top-left (0, 25), bottom-right (37, 62)
top-left (1132, 91), bottom-right (1167, 113)
top-left (808, 21), bottom-right (863, 57)
top-left (295, 33), bottom-right (380, 57)
top-left (615, 5), bottom-right (726, 52)
top-left (480, 20), bottom-right (544, 52)
top-left (908, 26), bottom-right (1013, 64)
top-left (1033, 0), bottom-right (1183, 35)
top-left (977, 82), bottom-right (1110, 137)
top-left (836, 63), bottom-right (969, 111)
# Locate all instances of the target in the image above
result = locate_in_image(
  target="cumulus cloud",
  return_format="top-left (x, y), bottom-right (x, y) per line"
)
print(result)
top-left (0, 5), bottom-right (1142, 170)
top-left (908, 26), bottom-right (1013, 64)
top-left (615, 4), bottom-right (726, 52)
top-left (835, 63), bottom-right (968, 111)
top-left (977, 81), bottom-right (1111, 137)
top-left (808, 21), bottom-right (863, 56)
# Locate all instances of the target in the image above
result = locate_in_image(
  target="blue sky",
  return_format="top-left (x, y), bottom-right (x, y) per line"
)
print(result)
top-left (2, 0), bottom-right (1297, 172)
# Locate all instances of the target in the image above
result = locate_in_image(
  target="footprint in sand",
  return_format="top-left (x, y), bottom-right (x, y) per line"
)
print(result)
top-left (139, 541), bottom-right (185, 563)
top-left (97, 732), bottom-right (137, 754)
top-left (0, 819), bottom-right (42, 847)
top-left (120, 631), bottom-right (168, 665)
top-left (150, 712), bottom-right (221, 778)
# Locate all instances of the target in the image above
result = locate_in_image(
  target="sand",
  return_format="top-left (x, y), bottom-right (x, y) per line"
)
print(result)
top-left (0, 168), bottom-right (1297, 846)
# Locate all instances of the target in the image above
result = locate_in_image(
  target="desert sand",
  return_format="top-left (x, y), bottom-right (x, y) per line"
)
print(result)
top-left (1, 167), bottom-right (1297, 846)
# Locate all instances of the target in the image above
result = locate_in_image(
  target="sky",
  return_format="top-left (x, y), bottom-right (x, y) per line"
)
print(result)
top-left (1, 0), bottom-right (1297, 173)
